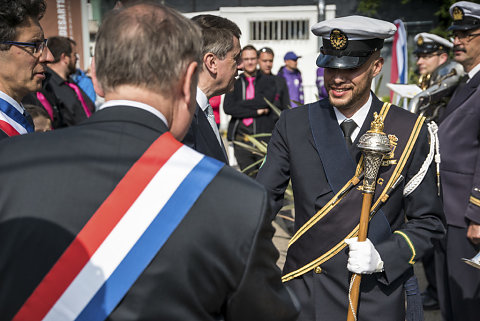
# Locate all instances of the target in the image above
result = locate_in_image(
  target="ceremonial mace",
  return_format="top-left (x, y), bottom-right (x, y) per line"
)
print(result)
top-left (347, 113), bottom-right (392, 321)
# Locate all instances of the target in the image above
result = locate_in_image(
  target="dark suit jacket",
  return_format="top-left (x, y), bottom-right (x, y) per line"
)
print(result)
top-left (0, 105), bottom-right (298, 320)
top-left (40, 68), bottom-right (96, 127)
top-left (257, 95), bottom-right (445, 321)
top-left (224, 72), bottom-right (278, 141)
top-left (182, 103), bottom-right (227, 163)
top-left (438, 70), bottom-right (480, 227)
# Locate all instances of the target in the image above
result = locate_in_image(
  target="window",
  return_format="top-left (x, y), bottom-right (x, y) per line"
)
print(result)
top-left (250, 20), bottom-right (309, 41)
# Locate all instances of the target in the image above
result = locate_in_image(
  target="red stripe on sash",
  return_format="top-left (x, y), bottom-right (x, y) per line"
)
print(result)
top-left (13, 132), bottom-right (182, 321)
top-left (0, 120), bottom-right (20, 137)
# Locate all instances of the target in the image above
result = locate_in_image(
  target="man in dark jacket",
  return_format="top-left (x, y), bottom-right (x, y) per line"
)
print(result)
top-left (224, 45), bottom-right (277, 176)
top-left (257, 15), bottom-right (444, 321)
top-left (0, 4), bottom-right (299, 321)
top-left (436, 2), bottom-right (480, 320)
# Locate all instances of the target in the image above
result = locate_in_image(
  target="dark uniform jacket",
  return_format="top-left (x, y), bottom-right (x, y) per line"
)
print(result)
top-left (438, 69), bottom-right (480, 227)
top-left (257, 95), bottom-right (445, 321)
top-left (224, 72), bottom-right (278, 141)
top-left (0, 105), bottom-right (299, 321)
top-left (182, 103), bottom-right (228, 163)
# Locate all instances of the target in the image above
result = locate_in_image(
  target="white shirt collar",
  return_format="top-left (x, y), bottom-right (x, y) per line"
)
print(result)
top-left (0, 91), bottom-right (24, 114)
top-left (468, 63), bottom-right (480, 81)
top-left (99, 100), bottom-right (168, 127)
top-left (333, 93), bottom-right (372, 142)
top-left (196, 88), bottom-right (209, 112)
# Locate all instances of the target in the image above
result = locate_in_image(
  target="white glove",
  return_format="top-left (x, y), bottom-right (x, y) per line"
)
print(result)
top-left (345, 237), bottom-right (384, 274)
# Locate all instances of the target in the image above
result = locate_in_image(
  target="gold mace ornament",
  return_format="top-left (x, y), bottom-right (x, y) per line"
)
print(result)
top-left (347, 113), bottom-right (392, 321)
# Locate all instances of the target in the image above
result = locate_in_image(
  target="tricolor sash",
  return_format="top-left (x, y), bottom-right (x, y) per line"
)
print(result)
top-left (282, 102), bottom-right (426, 281)
top-left (13, 132), bottom-right (223, 321)
top-left (0, 98), bottom-right (34, 136)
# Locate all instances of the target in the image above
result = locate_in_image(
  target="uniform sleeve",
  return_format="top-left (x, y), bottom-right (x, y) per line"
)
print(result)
top-left (375, 125), bottom-right (446, 284)
top-left (464, 141), bottom-right (480, 224)
top-left (256, 112), bottom-right (291, 219)
top-left (225, 190), bottom-right (299, 321)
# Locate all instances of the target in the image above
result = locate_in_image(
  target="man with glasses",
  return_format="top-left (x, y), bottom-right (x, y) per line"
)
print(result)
top-left (0, 0), bottom-right (53, 138)
top-left (35, 36), bottom-right (95, 127)
top-left (436, 2), bottom-right (480, 320)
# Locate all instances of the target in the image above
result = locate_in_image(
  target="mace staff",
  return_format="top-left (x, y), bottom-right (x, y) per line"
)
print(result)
top-left (347, 113), bottom-right (392, 321)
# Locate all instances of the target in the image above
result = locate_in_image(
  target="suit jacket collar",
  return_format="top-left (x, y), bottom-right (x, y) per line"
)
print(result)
top-left (85, 105), bottom-right (169, 134)
top-left (194, 103), bottom-right (228, 162)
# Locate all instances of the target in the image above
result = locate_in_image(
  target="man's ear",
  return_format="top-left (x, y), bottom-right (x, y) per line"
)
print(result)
top-left (203, 52), bottom-right (217, 75)
top-left (181, 61), bottom-right (199, 108)
top-left (90, 58), bottom-right (105, 97)
top-left (439, 53), bottom-right (448, 65)
top-left (372, 57), bottom-right (384, 77)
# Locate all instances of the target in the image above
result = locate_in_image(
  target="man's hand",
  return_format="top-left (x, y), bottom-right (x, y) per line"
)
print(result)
top-left (345, 237), bottom-right (384, 274)
top-left (257, 108), bottom-right (270, 115)
top-left (467, 221), bottom-right (480, 245)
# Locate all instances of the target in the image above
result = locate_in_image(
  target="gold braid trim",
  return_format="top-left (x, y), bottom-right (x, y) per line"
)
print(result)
top-left (470, 196), bottom-right (480, 207)
top-left (282, 109), bottom-right (426, 282)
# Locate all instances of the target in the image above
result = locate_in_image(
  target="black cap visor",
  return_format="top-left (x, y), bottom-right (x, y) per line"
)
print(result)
top-left (316, 53), bottom-right (370, 69)
top-left (449, 17), bottom-right (480, 31)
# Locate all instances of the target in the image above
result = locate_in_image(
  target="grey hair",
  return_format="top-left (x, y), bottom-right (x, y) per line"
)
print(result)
top-left (192, 14), bottom-right (241, 60)
top-left (95, 3), bottom-right (202, 94)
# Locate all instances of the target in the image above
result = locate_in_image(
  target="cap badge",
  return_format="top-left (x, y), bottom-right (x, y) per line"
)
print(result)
top-left (453, 6), bottom-right (464, 21)
top-left (417, 36), bottom-right (424, 46)
top-left (330, 29), bottom-right (348, 50)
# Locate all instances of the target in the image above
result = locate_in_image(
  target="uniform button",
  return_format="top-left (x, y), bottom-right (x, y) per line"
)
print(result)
top-left (314, 266), bottom-right (322, 274)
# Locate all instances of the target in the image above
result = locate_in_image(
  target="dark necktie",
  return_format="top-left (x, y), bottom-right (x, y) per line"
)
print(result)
top-left (340, 119), bottom-right (357, 147)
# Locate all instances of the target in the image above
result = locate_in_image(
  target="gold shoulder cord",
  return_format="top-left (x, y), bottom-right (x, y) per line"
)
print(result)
top-left (282, 104), bottom-right (426, 282)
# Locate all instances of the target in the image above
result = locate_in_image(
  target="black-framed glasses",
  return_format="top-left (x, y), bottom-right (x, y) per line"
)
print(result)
top-left (1, 39), bottom-right (48, 55)
top-left (451, 31), bottom-right (480, 42)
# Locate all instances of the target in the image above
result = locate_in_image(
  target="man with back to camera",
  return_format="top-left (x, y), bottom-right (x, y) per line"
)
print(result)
top-left (182, 14), bottom-right (242, 163)
top-left (435, 2), bottom-right (480, 320)
top-left (0, 0), bottom-right (53, 138)
top-left (258, 46), bottom-right (291, 109)
top-left (257, 15), bottom-right (445, 321)
top-left (0, 3), bottom-right (299, 320)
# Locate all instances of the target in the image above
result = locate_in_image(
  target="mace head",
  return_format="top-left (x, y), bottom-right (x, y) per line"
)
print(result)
top-left (357, 113), bottom-right (391, 154)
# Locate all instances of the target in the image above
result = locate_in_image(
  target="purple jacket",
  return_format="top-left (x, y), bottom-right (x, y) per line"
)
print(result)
top-left (316, 67), bottom-right (328, 99)
top-left (278, 66), bottom-right (304, 107)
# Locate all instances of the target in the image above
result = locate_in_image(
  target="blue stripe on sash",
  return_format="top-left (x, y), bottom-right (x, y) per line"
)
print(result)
top-left (0, 98), bottom-right (34, 133)
top-left (76, 156), bottom-right (223, 321)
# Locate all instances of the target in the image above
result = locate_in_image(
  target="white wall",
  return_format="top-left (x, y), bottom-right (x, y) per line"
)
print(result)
top-left (184, 5), bottom-right (337, 105)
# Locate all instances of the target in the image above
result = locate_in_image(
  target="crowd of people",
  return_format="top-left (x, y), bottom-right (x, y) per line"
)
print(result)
top-left (0, 0), bottom-right (478, 320)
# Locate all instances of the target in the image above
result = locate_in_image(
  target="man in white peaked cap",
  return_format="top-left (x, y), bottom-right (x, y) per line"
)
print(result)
top-left (436, 1), bottom-right (480, 320)
top-left (257, 15), bottom-right (444, 321)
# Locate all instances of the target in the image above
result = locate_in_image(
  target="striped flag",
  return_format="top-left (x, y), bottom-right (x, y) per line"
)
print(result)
top-left (390, 19), bottom-right (408, 106)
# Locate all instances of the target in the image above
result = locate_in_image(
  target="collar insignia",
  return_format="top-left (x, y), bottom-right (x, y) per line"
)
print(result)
top-left (453, 6), bottom-right (464, 21)
top-left (330, 29), bottom-right (348, 50)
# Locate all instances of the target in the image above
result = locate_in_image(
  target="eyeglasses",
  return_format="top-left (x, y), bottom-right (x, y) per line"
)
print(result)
top-left (451, 31), bottom-right (480, 42)
top-left (1, 39), bottom-right (48, 55)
